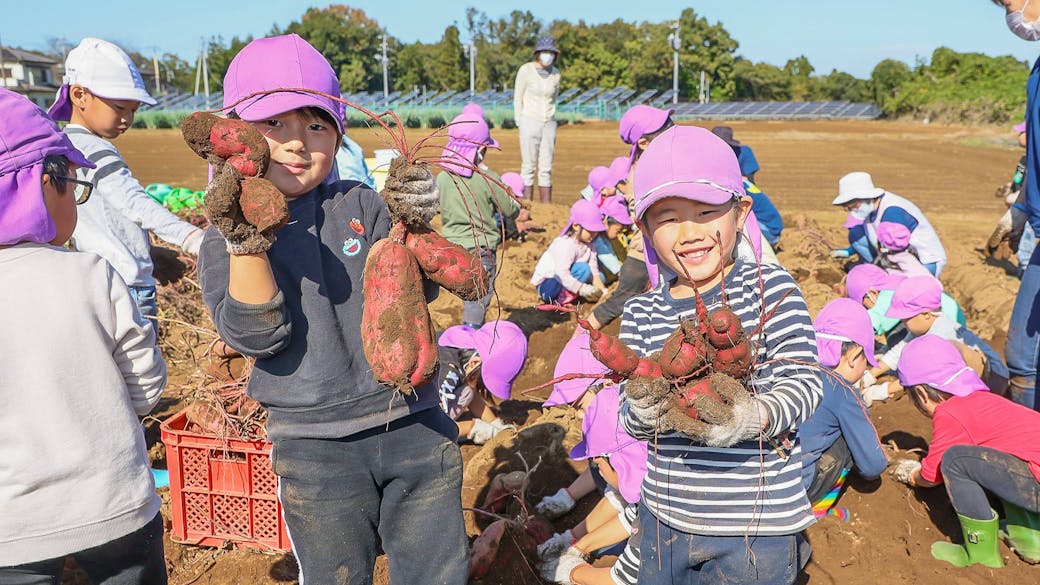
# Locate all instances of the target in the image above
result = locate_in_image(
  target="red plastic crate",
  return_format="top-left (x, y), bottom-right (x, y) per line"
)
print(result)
top-left (160, 409), bottom-right (291, 552)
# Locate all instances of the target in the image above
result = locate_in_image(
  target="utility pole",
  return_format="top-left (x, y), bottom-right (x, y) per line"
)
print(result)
top-left (152, 51), bottom-right (162, 95)
top-left (0, 32), bottom-right (7, 90)
top-left (379, 34), bottom-right (389, 98)
top-left (202, 39), bottom-right (210, 109)
top-left (667, 22), bottom-right (680, 104)
top-left (466, 42), bottom-right (477, 96)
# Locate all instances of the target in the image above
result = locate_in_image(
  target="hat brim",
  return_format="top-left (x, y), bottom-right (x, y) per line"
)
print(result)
top-left (884, 304), bottom-right (920, 320)
top-left (832, 188), bottom-right (884, 206)
top-left (89, 85), bottom-right (157, 106)
top-left (438, 326), bottom-right (477, 350)
top-left (234, 91), bottom-right (345, 134)
top-left (635, 184), bottom-right (736, 220)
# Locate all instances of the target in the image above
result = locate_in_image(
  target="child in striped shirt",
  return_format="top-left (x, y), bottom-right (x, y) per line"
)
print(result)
top-left (619, 126), bottom-right (822, 584)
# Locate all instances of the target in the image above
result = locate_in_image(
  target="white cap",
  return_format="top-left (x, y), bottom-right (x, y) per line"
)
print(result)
top-left (832, 171), bottom-right (885, 206)
top-left (48, 37), bottom-right (155, 121)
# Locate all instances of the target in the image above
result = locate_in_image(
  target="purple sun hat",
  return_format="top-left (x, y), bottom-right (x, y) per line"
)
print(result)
top-left (439, 113), bottom-right (499, 178)
top-left (588, 165), bottom-right (621, 199)
top-left (619, 104), bottom-right (673, 161)
top-left (632, 125), bottom-right (745, 286)
top-left (500, 172), bottom-right (524, 198)
top-left (898, 334), bottom-right (989, 397)
top-left (886, 275), bottom-right (942, 320)
top-left (544, 330), bottom-right (611, 407)
top-left (438, 320), bottom-right (527, 399)
top-left (877, 221), bottom-right (912, 251)
top-left (223, 34), bottom-right (346, 134)
top-left (1014, 121), bottom-right (1027, 134)
top-left (561, 198), bottom-right (608, 237)
top-left (1, 89), bottom-right (94, 246)
top-left (814, 298), bottom-right (878, 367)
top-left (846, 263), bottom-right (905, 304)
top-left (569, 385), bottom-right (648, 504)
top-left (609, 156), bottom-right (631, 183)
top-left (462, 102), bottom-right (485, 118)
top-left (601, 196), bottom-right (633, 226)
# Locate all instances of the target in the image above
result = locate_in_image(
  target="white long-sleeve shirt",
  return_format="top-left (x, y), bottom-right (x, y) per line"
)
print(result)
top-left (0, 243), bottom-right (165, 566)
top-left (65, 125), bottom-right (198, 287)
top-left (513, 62), bottom-right (560, 123)
top-left (530, 236), bottom-right (599, 293)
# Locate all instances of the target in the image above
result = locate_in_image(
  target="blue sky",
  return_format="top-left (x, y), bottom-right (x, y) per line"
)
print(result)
top-left (2, 1), bottom-right (1036, 78)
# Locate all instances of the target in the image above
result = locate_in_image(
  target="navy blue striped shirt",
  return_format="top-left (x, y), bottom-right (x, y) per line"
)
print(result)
top-left (619, 260), bottom-right (822, 536)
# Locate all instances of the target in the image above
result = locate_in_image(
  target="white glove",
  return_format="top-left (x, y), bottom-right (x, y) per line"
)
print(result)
top-left (537, 548), bottom-right (585, 584)
top-left (830, 248), bottom-right (851, 259)
top-left (860, 370), bottom-right (877, 388)
top-left (624, 391), bottom-right (670, 429)
top-left (467, 419), bottom-right (496, 445)
top-left (536, 488), bottom-right (576, 518)
top-left (890, 459), bottom-right (922, 485)
top-left (381, 157), bottom-right (440, 225)
top-left (536, 531), bottom-right (575, 559)
top-left (489, 418), bottom-right (516, 433)
top-left (578, 284), bottom-right (600, 301)
top-left (702, 398), bottom-right (770, 448)
top-left (862, 382), bottom-right (891, 406)
top-left (181, 229), bottom-right (204, 256)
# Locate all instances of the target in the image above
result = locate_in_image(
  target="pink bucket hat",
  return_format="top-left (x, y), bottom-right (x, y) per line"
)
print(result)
top-left (223, 34), bottom-right (346, 134)
top-left (439, 113), bottom-right (499, 178)
top-left (438, 320), bottom-right (527, 399)
top-left (846, 263), bottom-right (905, 304)
top-left (543, 330), bottom-right (611, 407)
top-left (619, 105), bottom-right (673, 160)
top-left (609, 156), bottom-right (631, 183)
top-left (886, 275), bottom-right (942, 320)
top-left (813, 298), bottom-right (878, 367)
top-left (462, 102), bottom-right (484, 117)
top-left (561, 198), bottom-right (608, 237)
top-left (568, 385), bottom-right (648, 504)
top-left (632, 126), bottom-right (746, 286)
top-left (0, 89), bottom-right (94, 246)
top-left (500, 172), bottom-right (523, 198)
top-left (877, 221), bottom-right (912, 251)
top-left (601, 196), bottom-right (633, 226)
top-left (588, 165), bottom-right (621, 198)
top-left (897, 334), bottom-right (989, 397)
top-left (1014, 121), bottom-right (1027, 134)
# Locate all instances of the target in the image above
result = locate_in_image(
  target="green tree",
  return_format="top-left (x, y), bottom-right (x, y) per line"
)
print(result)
top-left (783, 55), bottom-right (814, 100)
top-left (427, 25), bottom-right (468, 91)
top-left (204, 36), bottom-right (252, 92)
top-left (282, 5), bottom-right (384, 93)
top-left (870, 58), bottom-right (912, 110)
top-left (393, 42), bottom-right (430, 92)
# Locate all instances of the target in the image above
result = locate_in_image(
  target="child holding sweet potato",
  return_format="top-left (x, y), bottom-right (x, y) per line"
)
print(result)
top-left (195, 34), bottom-right (467, 585)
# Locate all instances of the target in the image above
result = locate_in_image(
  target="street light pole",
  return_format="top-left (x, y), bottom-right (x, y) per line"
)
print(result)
top-left (668, 22), bottom-right (680, 104)
top-left (380, 34), bottom-right (389, 98)
top-left (467, 42), bottom-right (476, 96)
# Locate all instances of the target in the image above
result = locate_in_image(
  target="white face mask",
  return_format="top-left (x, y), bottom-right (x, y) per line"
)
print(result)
top-left (538, 52), bottom-right (555, 67)
top-left (1008, 1), bottom-right (1040, 41)
top-left (850, 201), bottom-right (874, 220)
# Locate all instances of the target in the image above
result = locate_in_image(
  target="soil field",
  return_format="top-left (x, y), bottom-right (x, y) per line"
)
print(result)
top-left (99, 120), bottom-right (1028, 585)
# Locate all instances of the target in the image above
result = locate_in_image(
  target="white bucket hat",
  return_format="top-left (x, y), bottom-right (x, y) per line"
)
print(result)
top-left (48, 37), bottom-right (156, 121)
top-left (832, 171), bottom-right (885, 206)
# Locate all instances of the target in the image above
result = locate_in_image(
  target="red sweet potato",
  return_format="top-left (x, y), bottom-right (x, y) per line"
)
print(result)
top-left (404, 225), bottom-right (490, 301)
top-left (469, 519), bottom-right (507, 579)
top-left (705, 305), bottom-right (746, 350)
top-left (361, 239), bottom-right (438, 394)
top-left (659, 320), bottom-right (716, 381)
top-left (483, 470), bottom-right (527, 513)
top-left (181, 112), bottom-right (270, 177)
top-left (673, 376), bottom-right (720, 419)
top-left (586, 327), bottom-right (642, 378)
top-left (632, 357), bottom-right (663, 379)
top-left (239, 177), bottom-right (289, 232)
top-left (713, 342), bottom-right (754, 380)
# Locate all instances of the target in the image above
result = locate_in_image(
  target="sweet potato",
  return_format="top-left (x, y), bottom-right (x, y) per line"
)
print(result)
top-left (469, 517), bottom-right (550, 580)
top-left (361, 239), bottom-right (438, 394)
top-left (673, 376), bottom-right (720, 419)
top-left (181, 112), bottom-right (270, 177)
top-left (239, 177), bottom-right (289, 232)
top-left (659, 320), bottom-right (715, 381)
top-left (705, 305), bottom-right (746, 350)
top-left (469, 519), bottom-right (507, 579)
top-left (483, 470), bottom-right (527, 513)
top-left (713, 342), bottom-right (754, 380)
top-left (404, 225), bottom-right (490, 301)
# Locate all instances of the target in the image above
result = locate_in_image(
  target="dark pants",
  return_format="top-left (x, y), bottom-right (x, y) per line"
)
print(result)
top-left (637, 503), bottom-right (798, 585)
top-left (593, 256), bottom-right (650, 327)
top-left (1005, 245), bottom-right (1040, 409)
top-left (941, 444), bottom-right (1040, 520)
top-left (0, 513), bottom-right (166, 585)
top-left (462, 247), bottom-right (496, 328)
top-left (272, 408), bottom-right (468, 585)
top-left (806, 436), bottom-right (853, 504)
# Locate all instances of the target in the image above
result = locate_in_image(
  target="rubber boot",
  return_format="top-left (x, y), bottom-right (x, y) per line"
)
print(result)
top-left (539, 186), bottom-right (552, 204)
top-left (931, 512), bottom-right (1003, 568)
top-left (1004, 502), bottom-right (1040, 564)
top-left (1008, 375), bottom-right (1035, 408)
top-left (522, 185), bottom-right (533, 200)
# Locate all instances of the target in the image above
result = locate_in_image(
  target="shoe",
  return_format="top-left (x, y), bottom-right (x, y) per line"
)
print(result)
top-left (539, 186), bottom-right (552, 203)
top-left (1004, 502), bottom-right (1040, 564)
top-left (931, 511), bottom-right (1003, 568)
top-left (537, 548), bottom-right (585, 584)
top-left (536, 487), bottom-right (576, 518)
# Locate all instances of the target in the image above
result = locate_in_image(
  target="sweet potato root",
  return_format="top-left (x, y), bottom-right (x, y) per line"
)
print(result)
top-left (239, 177), bottom-right (289, 232)
top-left (483, 470), bottom-right (527, 513)
top-left (469, 517), bottom-right (551, 581)
top-left (404, 225), bottom-right (489, 301)
top-left (361, 239), bottom-right (438, 394)
top-left (181, 112), bottom-right (270, 177)
top-left (713, 342), bottom-right (754, 380)
top-left (659, 320), bottom-right (715, 381)
top-left (705, 305), bottom-right (746, 350)
top-left (469, 519), bottom-right (507, 579)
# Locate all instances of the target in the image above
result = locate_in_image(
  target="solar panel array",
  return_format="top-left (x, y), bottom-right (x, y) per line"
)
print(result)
top-left (143, 88), bottom-right (881, 121)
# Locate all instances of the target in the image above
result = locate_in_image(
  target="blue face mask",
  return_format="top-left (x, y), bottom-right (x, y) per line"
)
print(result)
top-left (850, 201), bottom-right (874, 220)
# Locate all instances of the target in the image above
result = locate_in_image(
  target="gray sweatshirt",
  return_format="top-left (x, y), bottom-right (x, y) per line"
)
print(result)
top-left (198, 181), bottom-right (439, 442)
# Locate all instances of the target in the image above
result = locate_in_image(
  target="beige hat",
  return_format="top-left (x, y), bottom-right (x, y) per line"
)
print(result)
top-left (832, 171), bottom-right (885, 205)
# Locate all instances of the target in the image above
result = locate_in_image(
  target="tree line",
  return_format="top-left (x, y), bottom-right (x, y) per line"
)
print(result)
top-left (43, 5), bottom-right (1033, 123)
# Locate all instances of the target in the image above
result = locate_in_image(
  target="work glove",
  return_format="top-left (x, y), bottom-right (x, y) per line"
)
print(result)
top-left (381, 156), bottom-right (439, 226)
top-left (578, 284), bottom-right (602, 301)
top-left (699, 395), bottom-right (770, 448)
top-left (537, 530), bottom-right (575, 559)
top-left (860, 370), bottom-right (877, 388)
top-left (204, 163), bottom-right (282, 255)
top-left (536, 488), bottom-right (576, 518)
top-left (180, 229), bottom-right (204, 256)
top-left (862, 382), bottom-right (892, 406)
top-left (623, 379), bottom-right (672, 429)
top-left (830, 248), bottom-right (852, 259)
top-left (890, 459), bottom-right (922, 485)
top-left (537, 548), bottom-right (585, 585)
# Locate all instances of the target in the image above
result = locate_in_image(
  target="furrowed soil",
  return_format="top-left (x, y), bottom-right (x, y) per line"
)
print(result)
top-left (80, 120), bottom-right (1027, 585)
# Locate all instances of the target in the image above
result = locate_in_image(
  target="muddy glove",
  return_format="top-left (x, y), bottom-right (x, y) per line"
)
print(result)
top-left (699, 396), bottom-right (770, 448)
top-left (381, 156), bottom-right (439, 226)
top-left (204, 163), bottom-right (283, 255)
top-left (536, 488), bottom-right (576, 518)
top-left (624, 385), bottom-right (672, 429)
top-left (860, 370), bottom-right (877, 388)
top-left (862, 382), bottom-right (892, 406)
top-left (890, 459), bottom-right (922, 485)
top-left (538, 548), bottom-right (585, 584)
top-left (578, 284), bottom-right (602, 301)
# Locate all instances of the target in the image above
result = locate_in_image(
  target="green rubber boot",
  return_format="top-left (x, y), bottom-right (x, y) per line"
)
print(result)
top-left (931, 512), bottom-right (1003, 568)
top-left (1004, 502), bottom-right (1040, 564)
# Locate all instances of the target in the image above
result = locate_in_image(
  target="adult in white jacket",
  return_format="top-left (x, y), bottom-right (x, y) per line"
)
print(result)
top-left (514, 35), bottom-right (562, 203)
top-left (0, 89), bottom-right (167, 583)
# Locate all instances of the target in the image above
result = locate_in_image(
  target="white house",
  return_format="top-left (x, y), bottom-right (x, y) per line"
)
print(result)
top-left (0, 47), bottom-right (60, 108)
